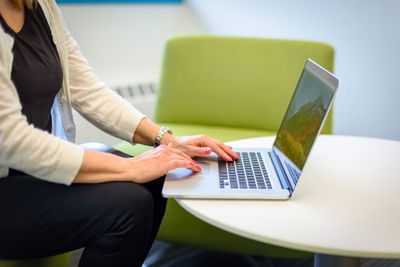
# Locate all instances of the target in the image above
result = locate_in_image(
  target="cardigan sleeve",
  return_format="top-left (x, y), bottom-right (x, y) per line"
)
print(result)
top-left (64, 28), bottom-right (146, 143)
top-left (0, 61), bottom-right (84, 185)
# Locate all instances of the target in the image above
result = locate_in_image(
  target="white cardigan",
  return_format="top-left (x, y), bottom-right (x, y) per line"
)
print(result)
top-left (0, 0), bottom-right (145, 185)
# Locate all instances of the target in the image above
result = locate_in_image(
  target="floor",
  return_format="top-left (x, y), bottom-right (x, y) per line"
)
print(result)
top-left (143, 241), bottom-right (400, 267)
top-left (68, 241), bottom-right (400, 267)
top-left (143, 241), bottom-right (314, 267)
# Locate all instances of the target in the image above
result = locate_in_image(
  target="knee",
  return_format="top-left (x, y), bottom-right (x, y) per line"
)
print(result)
top-left (109, 182), bottom-right (154, 218)
top-left (94, 183), bottom-right (154, 247)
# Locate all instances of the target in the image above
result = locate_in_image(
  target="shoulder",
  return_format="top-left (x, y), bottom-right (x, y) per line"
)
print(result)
top-left (38, 0), bottom-right (58, 9)
top-left (37, 0), bottom-right (65, 26)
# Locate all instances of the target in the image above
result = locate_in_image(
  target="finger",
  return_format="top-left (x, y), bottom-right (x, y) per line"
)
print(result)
top-left (203, 141), bottom-right (233, 161)
top-left (200, 138), bottom-right (239, 161)
top-left (156, 144), bottom-right (190, 160)
top-left (165, 145), bottom-right (193, 161)
top-left (219, 143), bottom-right (240, 160)
top-left (167, 158), bottom-right (202, 172)
top-left (168, 153), bottom-right (202, 170)
top-left (185, 146), bottom-right (212, 158)
top-left (167, 142), bottom-right (193, 160)
top-left (209, 138), bottom-right (239, 160)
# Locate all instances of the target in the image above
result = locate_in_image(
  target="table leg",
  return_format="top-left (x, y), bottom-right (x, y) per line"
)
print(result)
top-left (314, 253), bottom-right (360, 267)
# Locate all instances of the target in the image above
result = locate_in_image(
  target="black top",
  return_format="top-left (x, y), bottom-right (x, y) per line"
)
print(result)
top-left (0, 3), bottom-right (63, 133)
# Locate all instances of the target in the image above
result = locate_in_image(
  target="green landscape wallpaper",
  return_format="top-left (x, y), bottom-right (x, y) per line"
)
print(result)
top-left (274, 68), bottom-right (334, 170)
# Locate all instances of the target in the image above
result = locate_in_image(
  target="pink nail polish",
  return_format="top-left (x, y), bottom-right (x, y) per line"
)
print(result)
top-left (205, 148), bottom-right (211, 155)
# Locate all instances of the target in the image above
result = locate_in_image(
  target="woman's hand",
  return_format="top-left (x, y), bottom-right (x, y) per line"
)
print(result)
top-left (127, 144), bottom-right (202, 183)
top-left (74, 144), bottom-right (201, 184)
top-left (163, 134), bottom-right (239, 162)
top-left (131, 119), bottom-right (239, 161)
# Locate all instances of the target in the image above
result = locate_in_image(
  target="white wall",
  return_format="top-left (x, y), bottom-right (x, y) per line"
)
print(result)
top-left (60, 0), bottom-right (400, 143)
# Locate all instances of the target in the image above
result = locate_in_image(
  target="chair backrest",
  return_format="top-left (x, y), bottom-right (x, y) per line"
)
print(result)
top-left (155, 36), bottom-right (335, 133)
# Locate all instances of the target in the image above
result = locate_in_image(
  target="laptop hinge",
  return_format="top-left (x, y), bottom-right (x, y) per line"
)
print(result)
top-left (268, 151), bottom-right (294, 196)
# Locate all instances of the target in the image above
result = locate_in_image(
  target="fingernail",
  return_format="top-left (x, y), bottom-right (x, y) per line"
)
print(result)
top-left (228, 146), bottom-right (233, 149)
top-left (234, 152), bottom-right (240, 159)
top-left (197, 165), bottom-right (202, 171)
top-left (204, 147), bottom-right (211, 155)
top-left (228, 156), bottom-right (233, 161)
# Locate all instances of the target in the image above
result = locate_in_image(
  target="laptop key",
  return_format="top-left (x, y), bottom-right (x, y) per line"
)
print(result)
top-left (219, 153), bottom-right (270, 190)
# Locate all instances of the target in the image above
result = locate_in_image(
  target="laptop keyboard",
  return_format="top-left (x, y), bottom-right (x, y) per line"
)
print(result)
top-left (218, 152), bottom-right (272, 190)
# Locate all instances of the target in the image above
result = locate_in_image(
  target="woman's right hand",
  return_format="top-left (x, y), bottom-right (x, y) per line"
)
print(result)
top-left (74, 144), bottom-right (201, 184)
top-left (126, 144), bottom-right (202, 184)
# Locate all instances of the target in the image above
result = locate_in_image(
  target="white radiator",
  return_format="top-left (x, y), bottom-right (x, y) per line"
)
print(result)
top-left (114, 82), bottom-right (157, 120)
top-left (73, 82), bottom-right (157, 146)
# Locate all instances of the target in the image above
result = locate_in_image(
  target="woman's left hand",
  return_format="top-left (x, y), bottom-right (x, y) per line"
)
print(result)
top-left (168, 135), bottom-right (240, 161)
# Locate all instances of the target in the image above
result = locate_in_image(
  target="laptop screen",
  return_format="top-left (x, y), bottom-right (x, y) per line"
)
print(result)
top-left (272, 59), bottom-right (338, 189)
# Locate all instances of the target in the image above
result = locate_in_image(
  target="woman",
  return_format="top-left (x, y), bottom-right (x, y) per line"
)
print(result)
top-left (0, 0), bottom-right (239, 266)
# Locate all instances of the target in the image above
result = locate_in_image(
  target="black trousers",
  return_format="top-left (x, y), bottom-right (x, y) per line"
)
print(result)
top-left (0, 153), bottom-right (167, 266)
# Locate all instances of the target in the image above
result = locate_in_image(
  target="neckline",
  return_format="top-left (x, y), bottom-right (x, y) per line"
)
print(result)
top-left (0, 5), bottom-right (28, 36)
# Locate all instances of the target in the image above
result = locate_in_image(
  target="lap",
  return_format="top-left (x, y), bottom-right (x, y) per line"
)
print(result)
top-left (0, 175), bottom-right (161, 259)
top-left (0, 175), bottom-right (152, 224)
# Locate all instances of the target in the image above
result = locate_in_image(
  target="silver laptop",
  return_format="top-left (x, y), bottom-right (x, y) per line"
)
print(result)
top-left (162, 59), bottom-right (339, 200)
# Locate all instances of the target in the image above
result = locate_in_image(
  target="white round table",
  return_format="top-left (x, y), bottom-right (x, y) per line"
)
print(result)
top-left (176, 135), bottom-right (400, 266)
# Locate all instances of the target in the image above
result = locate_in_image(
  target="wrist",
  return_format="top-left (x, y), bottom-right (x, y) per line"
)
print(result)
top-left (160, 132), bottom-right (177, 146)
top-left (124, 158), bottom-right (140, 183)
top-left (154, 126), bottom-right (174, 147)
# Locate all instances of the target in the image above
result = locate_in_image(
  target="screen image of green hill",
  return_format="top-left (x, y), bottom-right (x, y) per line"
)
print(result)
top-left (274, 67), bottom-right (334, 170)
top-left (275, 96), bottom-right (326, 169)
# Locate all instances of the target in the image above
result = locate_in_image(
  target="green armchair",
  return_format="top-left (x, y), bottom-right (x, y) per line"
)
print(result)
top-left (116, 35), bottom-right (335, 258)
top-left (0, 253), bottom-right (69, 267)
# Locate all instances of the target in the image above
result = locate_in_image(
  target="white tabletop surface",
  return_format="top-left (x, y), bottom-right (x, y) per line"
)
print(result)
top-left (177, 135), bottom-right (400, 258)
